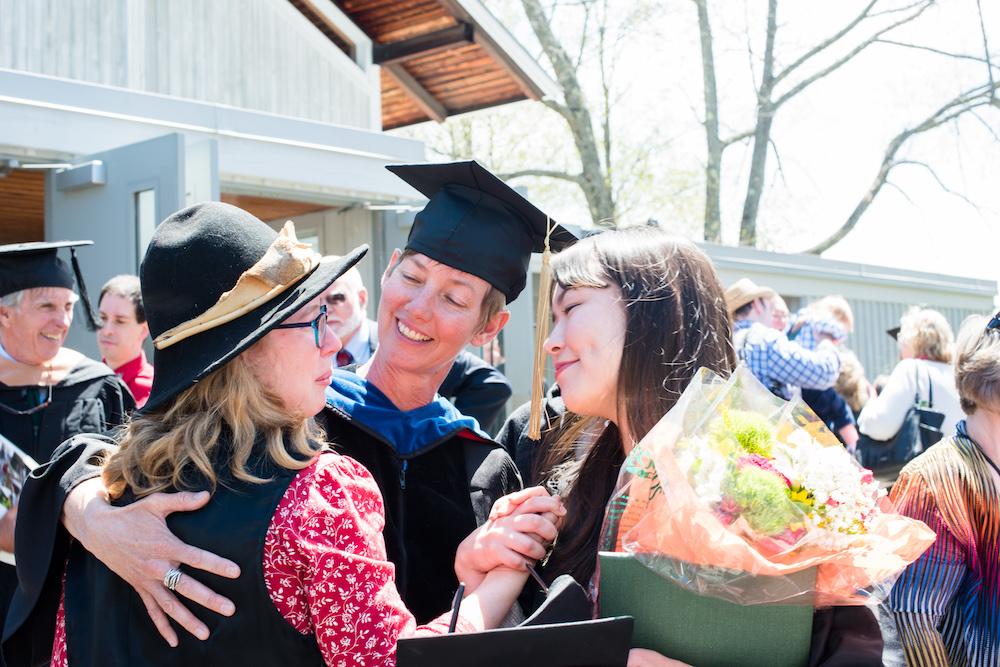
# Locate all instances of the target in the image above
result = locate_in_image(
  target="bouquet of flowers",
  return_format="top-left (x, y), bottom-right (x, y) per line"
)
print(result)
top-left (600, 365), bottom-right (936, 607)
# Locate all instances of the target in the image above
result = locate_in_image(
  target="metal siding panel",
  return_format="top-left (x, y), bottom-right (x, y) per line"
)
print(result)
top-left (4, 0), bottom-right (375, 129)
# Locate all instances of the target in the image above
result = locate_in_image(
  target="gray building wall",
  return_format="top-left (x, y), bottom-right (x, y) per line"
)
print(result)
top-left (0, 0), bottom-right (379, 130)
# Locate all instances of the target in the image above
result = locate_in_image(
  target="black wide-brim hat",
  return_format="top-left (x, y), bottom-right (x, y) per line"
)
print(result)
top-left (139, 202), bottom-right (367, 414)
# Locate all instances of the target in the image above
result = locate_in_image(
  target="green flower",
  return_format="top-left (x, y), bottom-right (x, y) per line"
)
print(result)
top-left (728, 466), bottom-right (792, 536)
top-left (713, 409), bottom-right (775, 458)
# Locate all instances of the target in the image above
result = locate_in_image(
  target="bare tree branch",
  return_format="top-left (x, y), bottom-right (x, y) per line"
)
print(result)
top-left (773, 2), bottom-right (932, 110)
top-left (803, 82), bottom-right (1000, 254)
top-left (721, 128), bottom-right (754, 150)
top-left (976, 0), bottom-right (996, 104)
top-left (768, 135), bottom-right (788, 189)
top-left (894, 160), bottom-right (980, 208)
top-left (968, 109), bottom-right (1000, 143)
top-left (875, 39), bottom-right (999, 66)
top-left (882, 179), bottom-right (917, 208)
top-left (521, 0), bottom-right (617, 225)
top-left (772, 0), bottom-right (879, 87)
top-left (739, 0), bottom-right (778, 246)
top-left (696, 0), bottom-right (722, 242)
top-left (541, 98), bottom-right (572, 118)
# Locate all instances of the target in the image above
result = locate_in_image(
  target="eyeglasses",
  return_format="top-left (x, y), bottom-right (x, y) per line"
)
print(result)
top-left (987, 311), bottom-right (1000, 334)
top-left (273, 305), bottom-right (327, 348)
top-left (0, 384), bottom-right (53, 416)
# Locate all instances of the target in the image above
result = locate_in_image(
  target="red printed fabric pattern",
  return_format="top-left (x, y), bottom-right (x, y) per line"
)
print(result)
top-left (52, 452), bottom-right (471, 666)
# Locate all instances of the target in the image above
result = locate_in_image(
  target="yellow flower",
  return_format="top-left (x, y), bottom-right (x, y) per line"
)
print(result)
top-left (790, 489), bottom-right (813, 506)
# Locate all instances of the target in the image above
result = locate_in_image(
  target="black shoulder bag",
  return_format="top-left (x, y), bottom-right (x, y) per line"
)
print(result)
top-left (857, 362), bottom-right (946, 478)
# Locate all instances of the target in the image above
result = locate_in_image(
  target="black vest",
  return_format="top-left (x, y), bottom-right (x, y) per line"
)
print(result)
top-left (63, 445), bottom-right (324, 666)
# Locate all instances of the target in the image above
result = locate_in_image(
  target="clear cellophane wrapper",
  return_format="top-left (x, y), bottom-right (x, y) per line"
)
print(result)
top-left (598, 366), bottom-right (936, 607)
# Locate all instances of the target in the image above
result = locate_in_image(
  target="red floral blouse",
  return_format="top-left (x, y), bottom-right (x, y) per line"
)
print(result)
top-left (52, 453), bottom-right (473, 666)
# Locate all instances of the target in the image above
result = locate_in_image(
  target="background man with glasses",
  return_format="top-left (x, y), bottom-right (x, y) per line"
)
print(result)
top-left (0, 241), bottom-right (133, 631)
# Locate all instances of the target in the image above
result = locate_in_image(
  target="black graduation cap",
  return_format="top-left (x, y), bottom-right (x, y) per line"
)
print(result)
top-left (0, 240), bottom-right (100, 330)
top-left (387, 161), bottom-right (577, 303)
top-left (887, 326), bottom-right (900, 340)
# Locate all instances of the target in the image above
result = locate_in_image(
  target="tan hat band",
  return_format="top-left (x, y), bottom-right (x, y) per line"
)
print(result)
top-left (153, 222), bottom-right (320, 350)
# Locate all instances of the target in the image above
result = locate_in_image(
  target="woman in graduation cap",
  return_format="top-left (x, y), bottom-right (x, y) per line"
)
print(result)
top-left (3, 203), bottom-right (536, 667)
top-left (316, 161), bottom-right (573, 623)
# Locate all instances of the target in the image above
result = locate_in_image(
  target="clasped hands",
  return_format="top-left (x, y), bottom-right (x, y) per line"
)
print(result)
top-left (455, 486), bottom-right (565, 590)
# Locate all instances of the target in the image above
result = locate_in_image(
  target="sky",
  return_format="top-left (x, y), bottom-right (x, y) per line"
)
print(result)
top-left (399, 0), bottom-right (1000, 290)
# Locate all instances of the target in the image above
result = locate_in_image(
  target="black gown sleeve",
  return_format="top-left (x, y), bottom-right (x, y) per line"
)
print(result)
top-left (2, 435), bottom-right (117, 666)
top-left (496, 396), bottom-right (566, 488)
top-left (438, 350), bottom-right (512, 432)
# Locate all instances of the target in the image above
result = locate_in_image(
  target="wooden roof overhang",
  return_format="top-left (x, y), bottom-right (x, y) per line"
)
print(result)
top-left (292, 0), bottom-right (560, 130)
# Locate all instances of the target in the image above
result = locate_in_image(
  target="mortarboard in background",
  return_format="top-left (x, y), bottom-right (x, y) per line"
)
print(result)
top-left (0, 241), bottom-right (99, 330)
top-left (387, 161), bottom-right (577, 303)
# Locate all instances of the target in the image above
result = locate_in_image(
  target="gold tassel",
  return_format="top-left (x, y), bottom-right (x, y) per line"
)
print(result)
top-left (528, 217), bottom-right (556, 440)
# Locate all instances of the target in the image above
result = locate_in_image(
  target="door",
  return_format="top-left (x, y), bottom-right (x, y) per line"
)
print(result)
top-left (46, 133), bottom-right (218, 357)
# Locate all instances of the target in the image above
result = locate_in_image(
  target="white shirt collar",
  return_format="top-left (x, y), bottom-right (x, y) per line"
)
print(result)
top-left (343, 317), bottom-right (372, 364)
top-left (0, 337), bottom-right (18, 363)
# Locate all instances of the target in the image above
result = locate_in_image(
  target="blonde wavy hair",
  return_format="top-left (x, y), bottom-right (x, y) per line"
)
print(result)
top-left (898, 306), bottom-right (954, 363)
top-left (833, 347), bottom-right (871, 414)
top-left (103, 356), bottom-right (322, 499)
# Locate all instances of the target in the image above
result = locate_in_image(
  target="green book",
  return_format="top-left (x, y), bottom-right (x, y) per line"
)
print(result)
top-left (598, 552), bottom-right (814, 667)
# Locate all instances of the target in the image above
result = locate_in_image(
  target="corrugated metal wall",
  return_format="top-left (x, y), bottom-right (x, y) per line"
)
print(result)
top-left (802, 297), bottom-right (982, 380)
top-left (707, 244), bottom-right (997, 384)
top-left (0, 0), bottom-right (375, 129)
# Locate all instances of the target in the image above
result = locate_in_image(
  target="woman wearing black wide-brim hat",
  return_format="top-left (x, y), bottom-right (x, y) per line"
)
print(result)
top-left (2, 202), bottom-right (527, 666)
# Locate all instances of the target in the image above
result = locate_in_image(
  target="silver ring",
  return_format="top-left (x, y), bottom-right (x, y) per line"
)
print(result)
top-left (163, 568), bottom-right (183, 592)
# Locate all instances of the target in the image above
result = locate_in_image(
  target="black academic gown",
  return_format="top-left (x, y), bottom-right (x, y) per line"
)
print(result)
top-left (0, 356), bottom-right (133, 657)
top-left (320, 370), bottom-right (521, 624)
top-left (0, 356), bottom-right (133, 464)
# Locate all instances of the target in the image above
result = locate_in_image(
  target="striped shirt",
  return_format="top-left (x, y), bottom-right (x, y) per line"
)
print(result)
top-left (887, 422), bottom-right (1000, 667)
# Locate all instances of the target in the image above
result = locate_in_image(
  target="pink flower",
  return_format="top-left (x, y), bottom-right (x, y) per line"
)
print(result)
top-left (860, 469), bottom-right (874, 484)
top-left (715, 497), bottom-right (741, 524)
top-left (736, 453), bottom-right (791, 488)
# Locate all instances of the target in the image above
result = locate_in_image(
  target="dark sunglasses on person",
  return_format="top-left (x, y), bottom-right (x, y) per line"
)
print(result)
top-left (273, 305), bottom-right (328, 348)
top-left (0, 383), bottom-right (53, 416)
top-left (986, 310), bottom-right (1000, 334)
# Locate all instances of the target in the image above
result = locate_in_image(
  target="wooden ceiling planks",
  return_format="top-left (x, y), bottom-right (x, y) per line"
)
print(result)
top-left (220, 194), bottom-right (334, 222)
top-left (337, 0), bottom-right (456, 44)
top-left (379, 44), bottom-right (527, 128)
top-left (0, 170), bottom-right (45, 244)
top-left (326, 0), bottom-right (545, 130)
